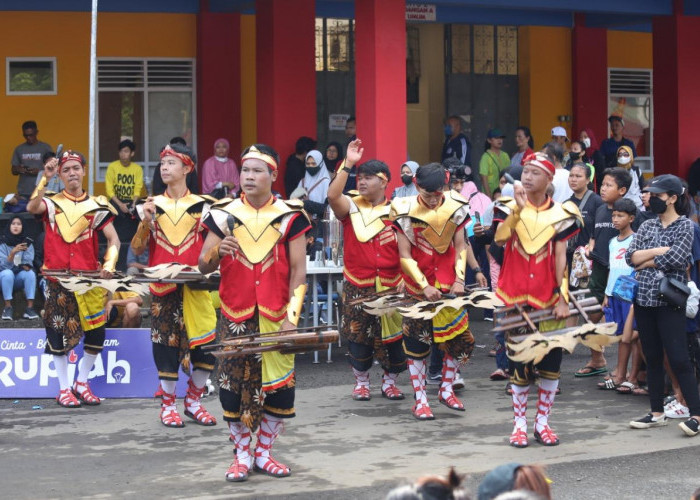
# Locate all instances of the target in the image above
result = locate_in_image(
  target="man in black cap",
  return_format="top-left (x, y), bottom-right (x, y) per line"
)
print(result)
top-left (600, 115), bottom-right (636, 170)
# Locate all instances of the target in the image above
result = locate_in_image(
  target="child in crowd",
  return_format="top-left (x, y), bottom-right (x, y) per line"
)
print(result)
top-left (597, 198), bottom-right (640, 392)
top-left (576, 167), bottom-right (634, 377)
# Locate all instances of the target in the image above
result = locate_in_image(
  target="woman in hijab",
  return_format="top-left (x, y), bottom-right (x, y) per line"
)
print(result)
top-left (0, 217), bottom-right (37, 320)
top-left (293, 150), bottom-right (331, 219)
top-left (617, 145), bottom-right (645, 210)
top-left (201, 138), bottom-right (239, 198)
top-left (391, 161), bottom-right (419, 199)
top-left (324, 141), bottom-right (343, 173)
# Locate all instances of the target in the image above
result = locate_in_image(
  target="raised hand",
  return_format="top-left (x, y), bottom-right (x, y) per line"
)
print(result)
top-left (345, 139), bottom-right (364, 166)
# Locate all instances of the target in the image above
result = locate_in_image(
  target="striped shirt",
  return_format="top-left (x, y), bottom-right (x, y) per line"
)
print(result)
top-left (625, 216), bottom-right (693, 307)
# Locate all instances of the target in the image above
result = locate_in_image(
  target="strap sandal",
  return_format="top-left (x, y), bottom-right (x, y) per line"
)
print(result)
top-left (225, 457), bottom-right (250, 482)
top-left (381, 385), bottom-right (405, 400)
top-left (56, 388), bottom-right (82, 408)
top-left (352, 385), bottom-right (371, 401)
top-left (184, 406), bottom-right (217, 426)
top-left (411, 402), bottom-right (435, 421)
top-left (509, 428), bottom-right (529, 448)
top-left (534, 426), bottom-right (560, 446)
top-left (597, 378), bottom-right (618, 390)
top-left (438, 392), bottom-right (465, 411)
top-left (254, 455), bottom-right (291, 478)
top-left (185, 379), bottom-right (217, 425)
top-left (160, 392), bottom-right (185, 428)
top-left (574, 364), bottom-right (607, 377)
top-left (72, 380), bottom-right (102, 405)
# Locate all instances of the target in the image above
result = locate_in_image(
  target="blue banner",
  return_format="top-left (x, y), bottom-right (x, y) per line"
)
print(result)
top-left (0, 328), bottom-right (189, 398)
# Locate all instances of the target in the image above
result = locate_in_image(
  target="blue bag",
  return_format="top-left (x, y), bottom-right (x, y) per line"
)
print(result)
top-left (612, 273), bottom-right (638, 303)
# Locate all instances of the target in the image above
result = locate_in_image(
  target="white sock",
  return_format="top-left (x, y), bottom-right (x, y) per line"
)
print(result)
top-left (407, 359), bottom-right (428, 405)
top-left (352, 367), bottom-right (370, 388)
top-left (53, 355), bottom-right (70, 391)
top-left (76, 352), bottom-right (98, 384)
top-left (511, 384), bottom-right (530, 433)
top-left (229, 422), bottom-right (252, 467)
top-left (382, 371), bottom-right (398, 392)
top-left (255, 415), bottom-right (284, 463)
top-left (439, 355), bottom-right (458, 399)
top-left (191, 369), bottom-right (210, 389)
top-left (160, 379), bottom-right (177, 395)
top-left (535, 378), bottom-right (559, 433)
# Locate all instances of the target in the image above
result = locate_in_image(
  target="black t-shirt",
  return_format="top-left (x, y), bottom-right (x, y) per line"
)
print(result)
top-left (441, 133), bottom-right (471, 166)
top-left (591, 203), bottom-right (641, 267)
top-left (284, 155), bottom-right (306, 199)
top-left (568, 191), bottom-right (604, 249)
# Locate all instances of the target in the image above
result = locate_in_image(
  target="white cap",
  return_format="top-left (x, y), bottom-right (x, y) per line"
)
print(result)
top-left (551, 126), bottom-right (568, 139)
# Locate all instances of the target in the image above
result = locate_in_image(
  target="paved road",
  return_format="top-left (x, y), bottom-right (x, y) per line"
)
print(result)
top-left (1, 311), bottom-right (699, 499)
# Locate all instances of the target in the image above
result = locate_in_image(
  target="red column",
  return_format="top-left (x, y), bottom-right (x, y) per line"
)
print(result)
top-left (571, 15), bottom-right (608, 147)
top-left (355, 0), bottom-right (407, 193)
top-left (255, 0), bottom-right (317, 195)
top-left (653, 13), bottom-right (700, 178)
top-left (197, 8), bottom-right (242, 182)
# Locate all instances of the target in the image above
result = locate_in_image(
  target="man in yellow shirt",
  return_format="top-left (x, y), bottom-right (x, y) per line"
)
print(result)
top-left (105, 140), bottom-right (145, 253)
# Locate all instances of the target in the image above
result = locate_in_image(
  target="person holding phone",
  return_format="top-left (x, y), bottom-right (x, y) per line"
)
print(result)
top-left (0, 216), bottom-right (38, 320)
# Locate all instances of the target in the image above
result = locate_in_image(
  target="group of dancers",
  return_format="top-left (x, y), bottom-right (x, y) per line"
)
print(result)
top-left (31, 139), bottom-right (581, 482)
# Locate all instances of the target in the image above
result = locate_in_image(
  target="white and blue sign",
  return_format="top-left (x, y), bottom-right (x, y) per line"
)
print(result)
top-left (0, 329), bottom-right (188, 398)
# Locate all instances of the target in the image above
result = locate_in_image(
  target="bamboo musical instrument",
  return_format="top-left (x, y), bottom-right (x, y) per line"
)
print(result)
top-left (204, 327), bottom-right (339, 357)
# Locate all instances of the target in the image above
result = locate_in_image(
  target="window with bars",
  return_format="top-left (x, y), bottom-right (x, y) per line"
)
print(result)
top-left (97, 59), bottom-right (196, 186)
top-left (315, 18), bottom-right (354, 72)
top-left (447, 24), bottom-right (517, 76)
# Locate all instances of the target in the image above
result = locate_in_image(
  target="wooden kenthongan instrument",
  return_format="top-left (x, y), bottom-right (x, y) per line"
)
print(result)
top-left (493, 289), bottom-right (620, 364)
top-left (203, 325), bottom-right (339, 358)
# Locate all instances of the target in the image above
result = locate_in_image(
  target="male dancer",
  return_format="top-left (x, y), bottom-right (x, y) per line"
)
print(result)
top-left (199, 144), bottom-right (310, 482)
top-left (131, 143), bottom-right (218, 428)
top-left (27, 150), bottom-right (120, 407)
top-left (391, 163), bottom-right (487, 420)
top-left (327, 139), bottom-right (406, 401)
top-left (492, 152), bottom-right (581, 447)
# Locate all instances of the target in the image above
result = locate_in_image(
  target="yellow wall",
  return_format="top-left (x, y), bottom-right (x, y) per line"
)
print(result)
top-left (0, 12), bottom-right (195, 197)
top-left (407, 23), bottom-right (445, 165)
top-left (240, 15), bottom-right (257, 147)
top-left (518, 26), bottom-right (573, 149)
top-left (608, 30), bottom-right (652, 68)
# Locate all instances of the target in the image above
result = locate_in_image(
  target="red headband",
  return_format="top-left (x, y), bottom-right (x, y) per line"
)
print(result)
top-left (160, 145), bottom-right (195, 168)
top-left (523, 152), bottom-right (555, 177)
top-left (58, 150), bottom-right (85, 167)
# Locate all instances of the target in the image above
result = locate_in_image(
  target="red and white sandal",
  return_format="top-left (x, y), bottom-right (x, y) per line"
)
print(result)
top-left (534, 425), bottom-right (560, 446)
top-left (381, 384), bottom-right (405, 400)
top-left (352, 385), bottom-right (371, 401)
top-left (56, 388), bottom-right (81, 408)
top-left (72, 380), bottom-right (101, 406)
top-left (226, 456), bottom-right (251, 482)
top-left (510, 428), bottom-right (529, 448)
top-left (184, 379), bottom-right (217, 426)
top-left (160, 391), bottom-right (185, 428)
top-left (254, 454), bottom-right (291, 478)
top-left (438, 392), bottom-right (465, 411)
top-left (411, 402), bottom-right (435, 420)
